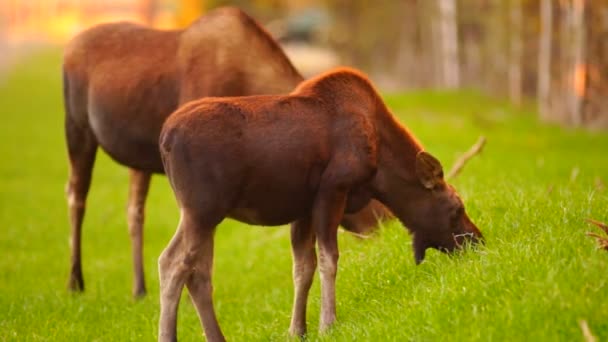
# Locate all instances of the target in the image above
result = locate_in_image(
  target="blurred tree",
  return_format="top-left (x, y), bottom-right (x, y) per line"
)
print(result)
top-left (483, 0), bottom-right (508, 95)
top-left (417, 0), bottom-right (440, 87)
top-left (509, 0), bottom-right (523, 105)
top-left (584, 0), bottom-right (608, 128)
top-left (437, 0), bottom-right (460, 88)
top-left (458, 0), bottom-right (483, 89)
top-left (537, 0), bottom-right (552, 120)
top-left (568, 0), bottom-right (586, 126)
top-left (395, 0), bottom-right (430, 88)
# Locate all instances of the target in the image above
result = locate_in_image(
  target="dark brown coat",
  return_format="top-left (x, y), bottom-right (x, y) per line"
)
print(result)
top-left (157, 67), bottom-right (483, 341)
top-left (62, 7), bottom-right (390, 297)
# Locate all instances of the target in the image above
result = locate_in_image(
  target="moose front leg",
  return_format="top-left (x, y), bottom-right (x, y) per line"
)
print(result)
top-left (313, 188), bottom-right (347, 332)
top-left (289, 216), bottom-right (317, 337)
top-left (127, 169), bottom-right (151, 298)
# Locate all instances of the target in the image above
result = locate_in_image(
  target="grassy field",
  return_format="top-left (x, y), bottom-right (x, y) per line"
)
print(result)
top-left (1, 50), bottom-right (607, 341)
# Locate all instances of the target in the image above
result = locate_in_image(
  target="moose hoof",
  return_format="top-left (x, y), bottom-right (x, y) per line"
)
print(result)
top-left (318, 320), bottom-right (336, 334)
top-left (288, 327), bottom-right (307, 339)
top-left (67, 275), bottom-right (84, 292)
top-left (132, 286), bottom-right (147, 299)
top-left (158, 332), bottom-right (178, 342)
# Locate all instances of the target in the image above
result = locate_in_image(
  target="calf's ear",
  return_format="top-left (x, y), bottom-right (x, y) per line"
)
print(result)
top-left (415, 151), bottom-right (444, 189)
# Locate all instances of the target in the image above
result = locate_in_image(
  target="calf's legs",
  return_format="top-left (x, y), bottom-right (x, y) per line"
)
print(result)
top-left (158, 210), bottom-right (224, 342)
top-left (127, 169), bottom-right (151, 298)
top-left (289, 217), bottom-right (317, 336)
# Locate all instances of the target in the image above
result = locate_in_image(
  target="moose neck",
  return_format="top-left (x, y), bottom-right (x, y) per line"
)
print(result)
top-left (372, 106), bottom-right (426, 233)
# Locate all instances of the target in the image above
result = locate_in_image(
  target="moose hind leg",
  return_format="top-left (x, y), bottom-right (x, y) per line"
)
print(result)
top-left (159, 209), bottom-right (225, 342)
top-left (184, 222), bottom-right (224, 342)
top-left (289, 216), bottom-right (317, 337)
top-left (158, 219), bottom-right (188, 342)
top-left (127, 169), bottom-right (151, 298)
top-left (65, 116), bottom-right (98, 292)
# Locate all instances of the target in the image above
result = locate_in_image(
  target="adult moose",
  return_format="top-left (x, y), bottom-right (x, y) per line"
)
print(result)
top-left (62, 7), bottom-right (390, 298)
top-left (158, 67), bottom-right (483, 341)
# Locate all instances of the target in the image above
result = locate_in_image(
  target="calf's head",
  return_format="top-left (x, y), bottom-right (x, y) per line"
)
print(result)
top-left (407, 151), bottom-right (483, 264)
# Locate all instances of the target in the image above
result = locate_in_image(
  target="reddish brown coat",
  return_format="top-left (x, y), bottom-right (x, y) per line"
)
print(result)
top-left (62, 7), bottom-right (389, 298)
top-left (158, 67), bottom-right (483, 341)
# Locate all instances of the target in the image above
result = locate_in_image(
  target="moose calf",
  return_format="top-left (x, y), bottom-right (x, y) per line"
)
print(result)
top-left (158, 67), bottom-right (483, 341)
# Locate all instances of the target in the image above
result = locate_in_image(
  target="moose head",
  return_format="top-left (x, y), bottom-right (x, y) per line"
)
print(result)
top-left (405, 151), bottom-right (483, 263)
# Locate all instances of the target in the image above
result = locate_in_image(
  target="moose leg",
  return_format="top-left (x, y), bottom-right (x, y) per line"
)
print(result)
top-left (185, 226), bottom-right (224, 342)
top-left (65, 116), bottom-right (98, 292)
top-left (127, 169), bottom-right (151, 298)
top-left (289, 216), bottom-right (317, 337)
top-left (159, 209), bottom-right (225, 342)
top-left (158, 219), bottom-right (187, 342)
top-left (313, 188), bottom-right (347, 332)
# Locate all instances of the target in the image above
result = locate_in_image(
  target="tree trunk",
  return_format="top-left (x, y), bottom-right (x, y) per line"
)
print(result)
top-left (417, 0), bottom-right (440, 88)
top-left (437, 0), bottom-right (460, 88)
top-left (537, 0), bottom-right (552, 119)
top-left (569, 0), bottom-right (586, 126)
top-left (483, 0), bottom-right (507, 95)
top-left (583, 0), bottom-right (608, 129)
top-left (508, 0), bottom-right (523, 105)
top-left (395, 0), bottom-right (421, 89)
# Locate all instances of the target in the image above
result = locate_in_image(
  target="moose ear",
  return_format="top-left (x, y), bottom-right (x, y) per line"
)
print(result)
top-left (415, 151), bottom-right (444, 189)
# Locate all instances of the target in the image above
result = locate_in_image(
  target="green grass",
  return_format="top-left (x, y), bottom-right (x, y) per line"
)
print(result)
top-left (1, 50), bottom-right (607, 341)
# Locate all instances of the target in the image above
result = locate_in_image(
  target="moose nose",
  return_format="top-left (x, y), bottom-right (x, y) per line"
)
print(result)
top-left (462, 215), bottom-right (484, 245)
top-left (470, 233), bottom-right (485, 245)
top-left (452, 231), bottom-right (484, 248)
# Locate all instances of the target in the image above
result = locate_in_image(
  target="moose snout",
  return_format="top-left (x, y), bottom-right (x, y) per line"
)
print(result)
top-left (457, 215), bottom-right (484, 247)
top-left (452, 231), bottom-right (484, 248)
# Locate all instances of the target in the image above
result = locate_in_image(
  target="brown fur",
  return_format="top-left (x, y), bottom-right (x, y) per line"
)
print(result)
top-left (62, 7), bottom-right (389, 297)
top-left (158, 67), bottom-right (483, 341)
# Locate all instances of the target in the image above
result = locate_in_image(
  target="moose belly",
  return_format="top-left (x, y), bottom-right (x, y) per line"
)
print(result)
top-left (227, 177), bottom-right (317, 226)
top-left (228, 194), bottom-right (315, 226)
top-left (88, 105), bottom-right (166, 173)
top-left (228, 206), bottom-right (301, 226)
top-left (86, 70), bottom-right (177, 173)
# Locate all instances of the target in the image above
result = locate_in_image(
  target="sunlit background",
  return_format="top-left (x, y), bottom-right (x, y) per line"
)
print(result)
top-left (1, 0), bottom-right (607, 128)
